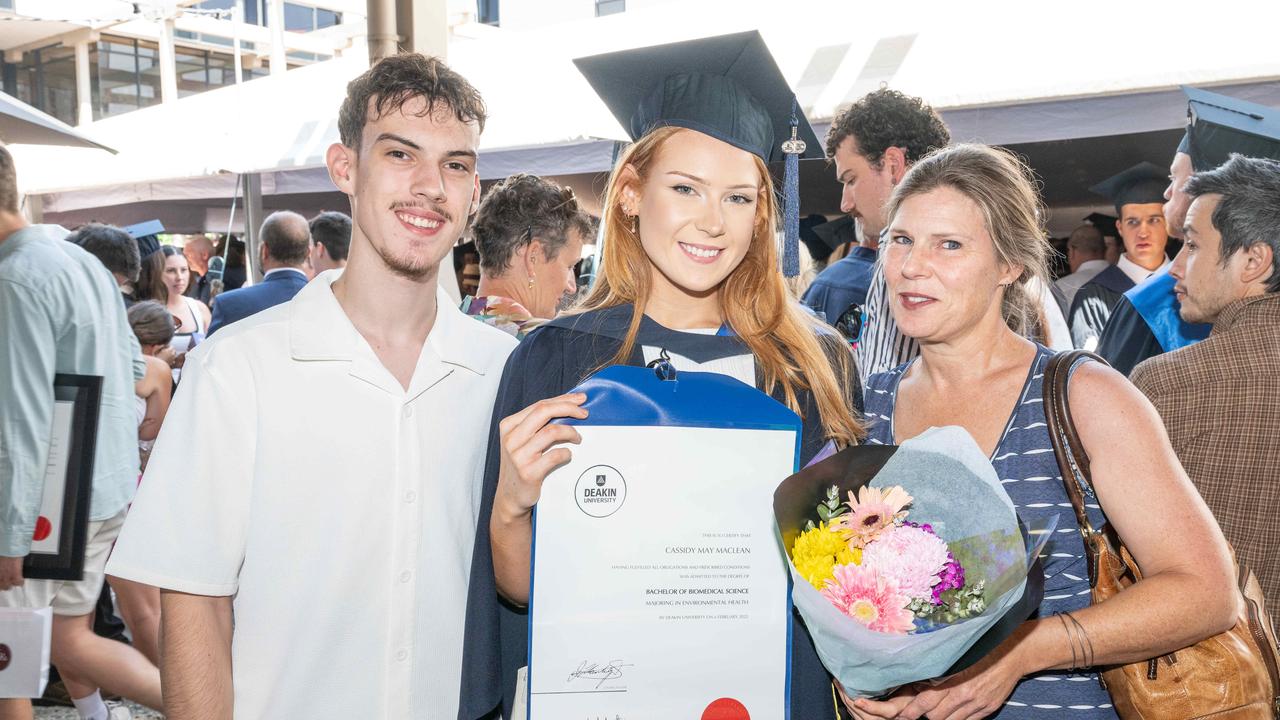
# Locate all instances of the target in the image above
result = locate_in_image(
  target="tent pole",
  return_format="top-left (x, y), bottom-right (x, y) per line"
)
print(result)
top-left (243, 172), bottom-right (264, 285)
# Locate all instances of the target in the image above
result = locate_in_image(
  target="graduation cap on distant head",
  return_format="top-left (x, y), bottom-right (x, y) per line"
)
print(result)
top-left (1181, 86), bottom-right (1280, 171)
top-left (1089, 163), bottom-right (1167, 214)
top-left (1083, 212), bottom-right (1119, 238)
top-left (574, 31), bottom-right (821, 277)
top-left (123, 219), bottom-right (165, 259)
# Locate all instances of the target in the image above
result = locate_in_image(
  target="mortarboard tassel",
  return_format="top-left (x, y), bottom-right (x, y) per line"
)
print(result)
top-left (781, 101), bottom-right (805, 278)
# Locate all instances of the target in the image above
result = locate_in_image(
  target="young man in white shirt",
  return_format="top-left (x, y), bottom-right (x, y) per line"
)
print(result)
top-left (106, 54), bottom-right (518, 719)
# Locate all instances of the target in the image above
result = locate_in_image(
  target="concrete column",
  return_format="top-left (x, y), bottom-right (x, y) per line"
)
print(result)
top-left (268, 0), bottom-right (287, 75)
top-left (158, 17), bottom-right (178, 103)
top-left (74, 41), bottom-right (92, 126)
top-left (242, 173), bottom-right (265, 284)
top-left (399, 0), bottom-right (448, 59)
top-left (366, 0), bottom-right (400, 62)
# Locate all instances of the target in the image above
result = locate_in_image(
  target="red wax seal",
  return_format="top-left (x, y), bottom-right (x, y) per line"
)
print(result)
top-left (0, 643), bottom-right (11, 672)
top-left (702, 698), bottom-right (750, 720)
top-left (33, 516), bottom-right (52, 542)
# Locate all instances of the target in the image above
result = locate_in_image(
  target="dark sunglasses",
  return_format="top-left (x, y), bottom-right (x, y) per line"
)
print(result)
top-left (834, 304), bottom-right (866, 345)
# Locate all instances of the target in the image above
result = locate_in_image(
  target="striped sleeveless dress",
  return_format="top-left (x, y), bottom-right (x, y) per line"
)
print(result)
top-left (863, 345), bottom-right (1118, 718)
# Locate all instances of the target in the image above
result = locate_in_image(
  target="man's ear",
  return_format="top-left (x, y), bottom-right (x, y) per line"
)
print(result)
top-left (327, 142), bottom-right (356, 195)
top-left (884, 146), bottom-right (909, 184)
top-left (470, 174), bottom-right (481, 216)
top-left (1241, 242), bottom-right (1275, 286)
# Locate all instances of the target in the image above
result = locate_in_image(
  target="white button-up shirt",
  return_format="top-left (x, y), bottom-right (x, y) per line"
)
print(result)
top-left (107, 270), bottom-right (517, 719)
top-left (1116, 253), bottom-right (1170, 286)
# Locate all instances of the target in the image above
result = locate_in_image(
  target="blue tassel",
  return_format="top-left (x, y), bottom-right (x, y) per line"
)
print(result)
top-left (782, 102), bottom-right (801, 278)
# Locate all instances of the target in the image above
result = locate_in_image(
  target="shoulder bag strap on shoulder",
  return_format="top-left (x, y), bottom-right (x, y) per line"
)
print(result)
top-left (1043, 350), bottom-right (1108, 540)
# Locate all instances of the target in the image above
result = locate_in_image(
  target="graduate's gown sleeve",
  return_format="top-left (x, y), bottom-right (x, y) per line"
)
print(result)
top-left (457, 328), bottom-right (571, 720)
top-left (1067, 282), bottom-right (1121, 349)
top-left (1094, 295), bottom-right (1163, 376)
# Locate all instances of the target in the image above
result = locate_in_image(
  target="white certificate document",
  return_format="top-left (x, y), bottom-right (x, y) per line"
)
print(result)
top-left (29, 401), bottom-right (74, 555)
top-left (528, 424), bottom-right (796, 719)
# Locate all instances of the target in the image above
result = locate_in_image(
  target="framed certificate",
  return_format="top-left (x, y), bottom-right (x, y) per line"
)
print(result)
top-left (23, 374), bottom-right (101, 581)
top-left (527, 365), bottom-right (801, 719)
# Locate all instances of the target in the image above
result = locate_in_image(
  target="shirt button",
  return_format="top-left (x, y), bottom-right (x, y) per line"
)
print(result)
top-left (402, 406), bottom-right (413, 418)
top-left (399, 570), bottom-right (412, 583)
top-left (396, 649), bottom-right (408, 661)
top-left (404, 491), bottom-right (417, 503)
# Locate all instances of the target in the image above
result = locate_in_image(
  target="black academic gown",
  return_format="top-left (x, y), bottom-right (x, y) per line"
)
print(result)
top-left (1094, 296), bottom-right (1161, 376)
top-left (458, 304), bottom-right (860, 720)
top-left (1067, 265), bottom-right (1133, 348)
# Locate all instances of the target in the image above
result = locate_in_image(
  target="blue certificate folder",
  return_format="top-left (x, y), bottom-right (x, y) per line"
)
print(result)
top-left (527, 364), bottom-right (802, 719)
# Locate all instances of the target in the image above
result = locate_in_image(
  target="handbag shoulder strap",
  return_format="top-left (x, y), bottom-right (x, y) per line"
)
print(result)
top-left (1042, 350), bottom-right (1108, 539)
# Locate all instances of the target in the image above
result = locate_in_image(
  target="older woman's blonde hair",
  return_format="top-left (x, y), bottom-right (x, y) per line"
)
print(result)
top-left (886, 143), bottom-right (1051, 336)
top-left (575, 126), bottom-right (864, 446)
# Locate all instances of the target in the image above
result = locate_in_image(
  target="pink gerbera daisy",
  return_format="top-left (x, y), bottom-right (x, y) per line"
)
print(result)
top-left (821, 563), bottom-right (916, 634)
top-left (833, 485), bottom-right (913, 548)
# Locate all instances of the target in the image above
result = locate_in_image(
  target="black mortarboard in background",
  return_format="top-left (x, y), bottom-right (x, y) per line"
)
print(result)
top-left (1089, 162), bottom-right (1167, 213)
top-left (1181, 86), bottom-right (1280, 171)
top-left (123, 219), bottom-right (164, 258)
top-left (1083, 212), bottom-right (1119, 238)
top-left (574, 31), bottom-right (820, 276)
top-left (799, 214), bottom-right (838, 263)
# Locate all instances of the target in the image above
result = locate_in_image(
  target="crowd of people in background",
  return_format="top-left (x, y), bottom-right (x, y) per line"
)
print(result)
top-left (0, 43), bottom-right (1276, 720)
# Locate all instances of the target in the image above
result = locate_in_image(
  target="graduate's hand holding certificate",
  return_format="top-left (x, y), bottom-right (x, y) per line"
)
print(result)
top-left (491, 392), bottom-right (588, 604)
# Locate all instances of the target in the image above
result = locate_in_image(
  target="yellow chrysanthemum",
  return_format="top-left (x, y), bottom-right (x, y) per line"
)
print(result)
top-left (791, 523), bottom-right (863, 590)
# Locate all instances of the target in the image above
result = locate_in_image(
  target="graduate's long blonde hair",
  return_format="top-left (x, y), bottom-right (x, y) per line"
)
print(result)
top-left (577, 126), bottom-right (865, 446)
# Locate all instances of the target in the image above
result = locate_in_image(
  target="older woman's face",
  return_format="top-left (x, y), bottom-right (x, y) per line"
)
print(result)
top-left (526, 228), bottom-right (585, 319)
top-left (631, 129), bottom-right (760, 299)
top-left (163, 253), bottom-right (190, 297)
top-left (883, 186), bottom-right (1017, 343)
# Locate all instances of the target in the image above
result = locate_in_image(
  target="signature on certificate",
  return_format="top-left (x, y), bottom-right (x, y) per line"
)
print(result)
top-left (568, 659), bottom-right (632, 689)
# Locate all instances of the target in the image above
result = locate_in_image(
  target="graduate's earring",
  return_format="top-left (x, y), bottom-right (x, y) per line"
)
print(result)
top-left (528, 276), bottom-right (535, 290)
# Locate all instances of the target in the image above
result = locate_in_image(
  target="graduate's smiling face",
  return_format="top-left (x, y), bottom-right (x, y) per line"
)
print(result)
top-left (883, 186), bottom-right (1019, 343)
top-left (327, 96), bottom-right (481, 281)
top-left (622, 129), bottom-right (761, 300)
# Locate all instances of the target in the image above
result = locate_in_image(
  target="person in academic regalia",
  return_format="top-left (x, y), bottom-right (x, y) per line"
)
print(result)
top-left (1067, 163), bottom-right (1172, 349)
top-left (1096, 86), bottom-right (1280, 374)
top-left (458, 32), bottom-right (865, 720)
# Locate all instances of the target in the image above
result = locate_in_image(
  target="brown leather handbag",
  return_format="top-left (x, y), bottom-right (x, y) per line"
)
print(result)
top-left (1043, 350), bottom-right (1280, 719)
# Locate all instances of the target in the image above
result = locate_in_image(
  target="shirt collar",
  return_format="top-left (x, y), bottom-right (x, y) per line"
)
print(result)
top-left (264, 267), bottom-right (308, 281)
top-left (0, 224), bottom-right (68, 262)
top-left (1076, 259), bottom-right (1110, 274)
top-left (1211, 292), bottom-right (1280, 336)
top-left (289, 269), bottom-right (492, 375)
top-left (1116, 253), bottom-right (1170, 285)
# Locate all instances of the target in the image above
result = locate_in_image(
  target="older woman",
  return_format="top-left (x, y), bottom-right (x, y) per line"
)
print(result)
top-left (463, 173), bottom-right (594, 337)
top-left (849, 144), bottom-right (1236, 720)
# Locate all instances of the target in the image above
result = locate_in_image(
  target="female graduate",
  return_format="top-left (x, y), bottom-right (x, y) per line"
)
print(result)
top-left (458, 32), bottom-right (863, 720)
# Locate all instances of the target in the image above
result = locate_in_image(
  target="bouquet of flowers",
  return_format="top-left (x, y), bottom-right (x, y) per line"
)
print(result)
top-left (774, 426), bottom-right (1053, 698)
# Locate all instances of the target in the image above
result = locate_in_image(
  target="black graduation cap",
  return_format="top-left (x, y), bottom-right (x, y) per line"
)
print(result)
top-left (1181, 86), bottom-right (1280, 171)
top-left (1083, 212), bottom-right (1119, 238)
top-left (574, 31), bottom-right (823, 163)
top-left (574, 31), bottom-right (820, 276)
top-left (123, 219), bottom-right (165, 259)
top-left (1089, 162), bottom-right (1167, 213)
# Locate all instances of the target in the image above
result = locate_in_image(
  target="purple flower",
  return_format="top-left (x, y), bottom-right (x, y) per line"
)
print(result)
top-left (931, 552), bottom-right (966, 604)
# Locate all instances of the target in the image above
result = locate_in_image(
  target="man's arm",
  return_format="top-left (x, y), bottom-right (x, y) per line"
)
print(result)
top-left (0, 279), bottom-right (57, 569)
top-left (160, 591), bottom-right (233, 719)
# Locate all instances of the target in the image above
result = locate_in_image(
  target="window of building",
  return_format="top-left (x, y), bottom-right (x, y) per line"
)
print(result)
top-left (0, 44), bottom-right (79, 126)
top-left (90, 36), bottom-right (164, 121)
top-left (0, 0), bottom-right (14, 10)
top-left (477, 0), bottom-right (499, 25)
top-left (595, 0), bottom-right (625, 16)
top-left (239, 1), bottom-right (342, 31)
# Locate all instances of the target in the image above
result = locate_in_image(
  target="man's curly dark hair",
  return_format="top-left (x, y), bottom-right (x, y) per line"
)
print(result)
top-left (824, 88), bottom-right (950, 166)
top-left (472, 174), bottom-right (593, 274)
top-left (338, 53), bottom-right (486, 151)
